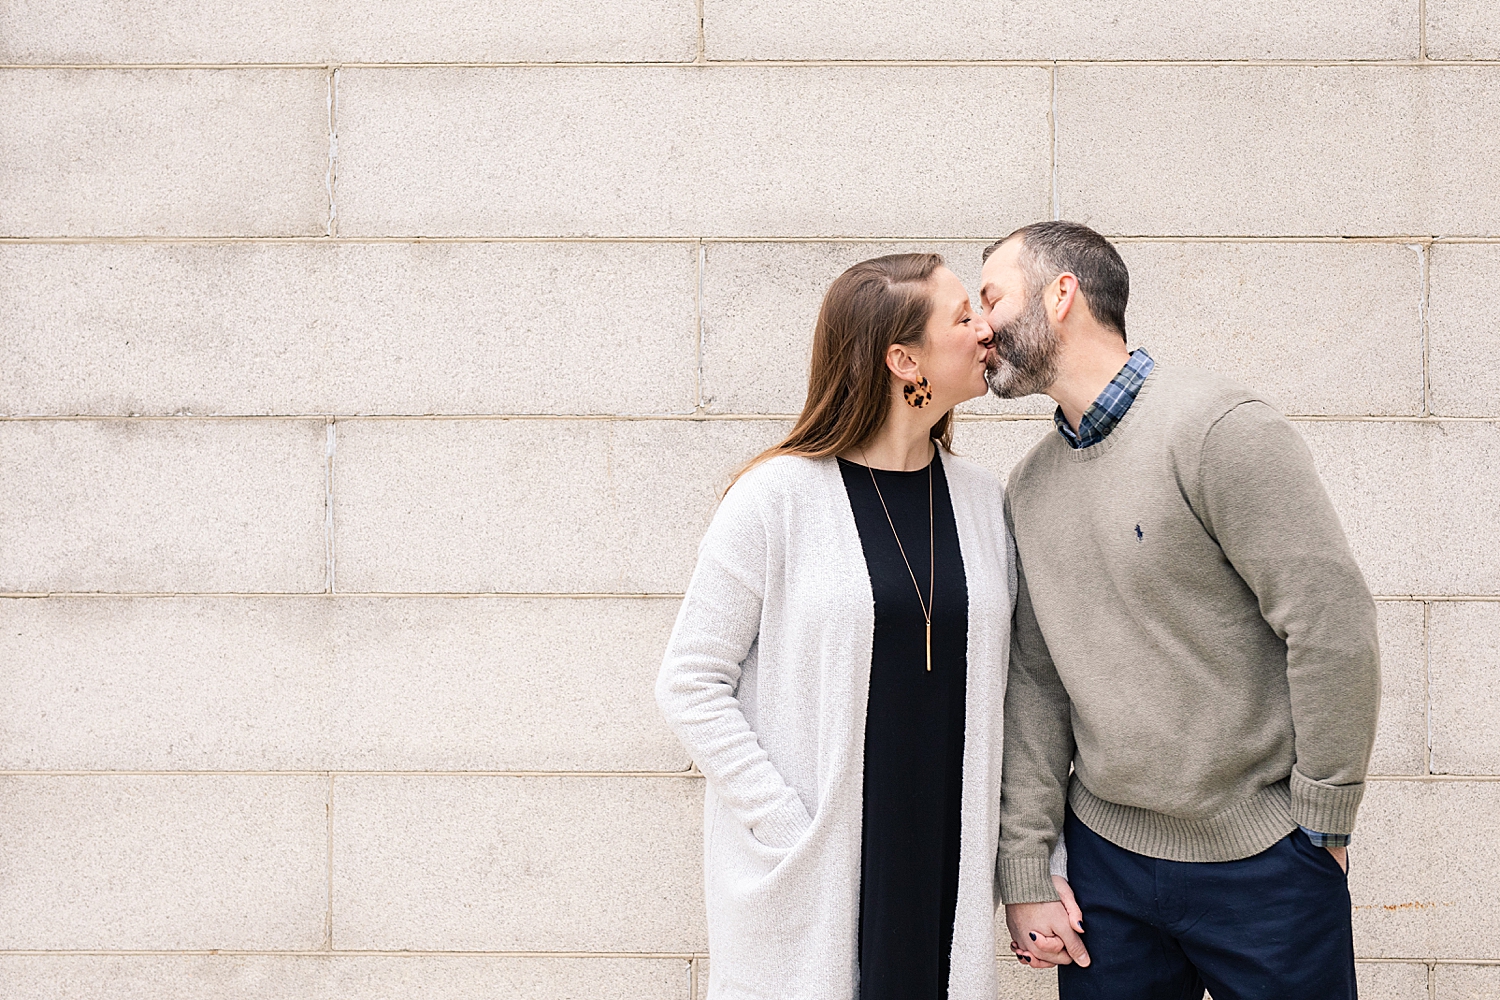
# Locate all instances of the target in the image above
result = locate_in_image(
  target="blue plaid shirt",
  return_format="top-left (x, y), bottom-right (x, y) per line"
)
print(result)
top-left (1302, 828), bottom-right (1351, 849)
top-left (1055, 348), bottom-right (1351, 850)
top-left (1053, 348), bottom-right (1155, 449)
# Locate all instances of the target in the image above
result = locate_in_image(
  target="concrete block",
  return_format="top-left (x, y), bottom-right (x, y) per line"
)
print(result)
top-left (1438, 964), bottom-right (1500, 999)
top-left (1430, 602), bottom-right (1500, 775)
top-left (0, 242), bottom-right (698, 417)
top-left (0, 776), bottom-right (326, 950)
top-left (696, 959), bottom-right (709, 1000)
top-left (335, 67), bottom-right (1050, 238)
top-left (1370, 602), bottom-right (1428, 777)
top-left (333, 418), bottom-right (788, 594)
top-left (0, 955), bottom-right (692, 1000)
top-left (0, 0), bottom-right (695, 63)
top-left (705, 0), bottom-right (1416, 60)
top-left (1355, 963), bottom-right (1432, 999)
top-left (0, 596), bottom-right (685, 771)
top-left (1120, 242), bottom-right (1424, 416)
top-left (0, 70), bottom-right (327, 238)
top-left (0, 420), bottom-right (327, 593)
top-left (1298, 421), bottom-right (1500, 597)
top-left (703, 240), bottom-right (1425, 418)
top-left (1428, 245), bottom-right (1500, 418)
top-left (995, 960), bottom-right (1058, 998)
top-left (704, 241), bottom-right (996, 414)
top-left (1427, 0), bottom-right (1500, 60)
top-left (1055, 66), bottom-right (1500, 237)
top-left (321, 597), bottom-right (687, 771)
top-left (1349, 780), bottom-right (1500, 959)
top-left (332, 775), bottom-right (705, 951)
top-left (952, 419), bottom-right (1057, 483)
top-left (701, 240), bottom-right (1050, 418)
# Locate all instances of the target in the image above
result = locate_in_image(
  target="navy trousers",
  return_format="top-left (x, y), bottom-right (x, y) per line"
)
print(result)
top-left (1057, 808), bottom-right (1357, 1000)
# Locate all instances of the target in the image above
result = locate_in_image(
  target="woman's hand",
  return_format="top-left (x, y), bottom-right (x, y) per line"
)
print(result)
top-left (1008, 875), bottom-right (1086, 970)
top-left (1053, 873), bottom-right (1085, 932)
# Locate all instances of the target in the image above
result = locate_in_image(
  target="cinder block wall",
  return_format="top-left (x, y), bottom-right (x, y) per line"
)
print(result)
top-left (1, 3), bottom-right (1497, 997)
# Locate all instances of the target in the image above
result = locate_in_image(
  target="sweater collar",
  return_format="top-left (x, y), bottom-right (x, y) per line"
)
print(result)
top-left (1053, 348), bottom-right (1156, 449)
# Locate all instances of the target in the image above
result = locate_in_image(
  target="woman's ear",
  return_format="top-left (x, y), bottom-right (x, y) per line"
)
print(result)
top-left (885, 342), bottom-right (921, 384)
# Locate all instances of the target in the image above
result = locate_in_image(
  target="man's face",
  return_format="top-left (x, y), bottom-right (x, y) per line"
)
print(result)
top-left (979, 239), bottom-right (1061, 399)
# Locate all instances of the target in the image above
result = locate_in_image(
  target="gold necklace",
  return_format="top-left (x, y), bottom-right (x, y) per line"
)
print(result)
top-left (863, 449), bottom-right (935, 672)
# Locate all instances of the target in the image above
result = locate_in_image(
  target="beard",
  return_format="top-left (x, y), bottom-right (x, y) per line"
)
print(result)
top-left (984, 288), bottom-right (1060, 399)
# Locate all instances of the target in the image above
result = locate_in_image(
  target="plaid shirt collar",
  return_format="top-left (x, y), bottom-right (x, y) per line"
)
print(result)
top-left (1054, 348), bottom-right (1156, 449)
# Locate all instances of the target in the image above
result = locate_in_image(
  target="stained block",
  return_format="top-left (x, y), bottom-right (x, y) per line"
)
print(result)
top-left (1349, 780), bottom-right (1500, 959)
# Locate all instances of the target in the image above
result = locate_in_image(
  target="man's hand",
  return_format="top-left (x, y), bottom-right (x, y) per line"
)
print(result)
top-left (1006, 876), bottom-right (1090, 970)
top-left (1327, 845), bottom-right (1348, 873)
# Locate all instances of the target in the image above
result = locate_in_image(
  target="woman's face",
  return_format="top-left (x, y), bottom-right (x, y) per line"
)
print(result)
top-left (910, 266), bottom-right (994, 410)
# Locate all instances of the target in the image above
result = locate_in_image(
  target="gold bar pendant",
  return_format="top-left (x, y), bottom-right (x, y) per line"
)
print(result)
top-left (926, 622), bottom-right (932, 672)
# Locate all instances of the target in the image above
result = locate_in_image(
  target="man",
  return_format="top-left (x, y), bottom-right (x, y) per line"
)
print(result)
top-left (981, 221), bottom-right (1380, 999)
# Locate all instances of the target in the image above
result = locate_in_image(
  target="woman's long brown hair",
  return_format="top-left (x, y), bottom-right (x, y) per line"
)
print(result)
top-left (729, 252), bottom-right (951, 489)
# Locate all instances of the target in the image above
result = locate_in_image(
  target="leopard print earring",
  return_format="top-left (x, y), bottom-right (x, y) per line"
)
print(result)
top-left (902, 376), bottom-right (933, 408)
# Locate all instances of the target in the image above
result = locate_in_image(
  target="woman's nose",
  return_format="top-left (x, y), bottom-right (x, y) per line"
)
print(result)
top-left (975, 313), bottom-right (995, 347)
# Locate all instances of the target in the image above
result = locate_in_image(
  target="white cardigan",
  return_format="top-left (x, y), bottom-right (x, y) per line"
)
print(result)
top-left (657, 449), bottom-right (1060, 1000)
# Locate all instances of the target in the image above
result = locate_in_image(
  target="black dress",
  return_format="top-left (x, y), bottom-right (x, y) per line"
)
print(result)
top-left (838, 451), bottom-right (969, 1000)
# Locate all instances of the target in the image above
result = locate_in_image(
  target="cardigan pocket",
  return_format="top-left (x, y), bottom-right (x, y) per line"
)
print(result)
top-left (713, 798), bottom-right (808, 890)
top-left (750, 792), bottom-right (813, 850)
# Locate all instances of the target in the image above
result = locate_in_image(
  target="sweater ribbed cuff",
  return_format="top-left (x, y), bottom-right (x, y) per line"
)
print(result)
top-left (751, 794), bottom-right (812, 850)
top-left (1290, 768), bottom-right (1365, 836)
top-left (997, 857), bottom-right (1060, 905)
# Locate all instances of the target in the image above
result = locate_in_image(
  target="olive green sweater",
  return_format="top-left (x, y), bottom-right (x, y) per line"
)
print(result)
top-left (996, 362), bottom-right (1380, 904)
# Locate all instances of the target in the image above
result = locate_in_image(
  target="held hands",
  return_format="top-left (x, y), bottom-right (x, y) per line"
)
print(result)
top-left (1007, 875), bottom-right (1091, 970)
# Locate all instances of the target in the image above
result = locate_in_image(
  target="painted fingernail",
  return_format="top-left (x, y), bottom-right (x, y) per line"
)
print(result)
top-left (1020, 956), bottom-right (1031, 963)
top-left (1029, 932), bottom-right (1037, 941)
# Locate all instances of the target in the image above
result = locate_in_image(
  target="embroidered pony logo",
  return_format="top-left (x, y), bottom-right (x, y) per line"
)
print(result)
top-left (1135, 524), bottom-right (1144, 542)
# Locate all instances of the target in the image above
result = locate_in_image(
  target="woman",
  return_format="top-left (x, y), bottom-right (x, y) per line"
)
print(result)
top-left (657, 254), bottom-right (1072, 1000)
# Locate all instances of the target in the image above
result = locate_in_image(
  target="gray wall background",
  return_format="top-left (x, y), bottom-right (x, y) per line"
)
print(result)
top-left (2, 2), bottom-right (1499, 997)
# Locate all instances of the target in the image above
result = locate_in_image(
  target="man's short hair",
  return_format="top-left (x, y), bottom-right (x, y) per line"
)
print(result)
top-left (983, 221), bottom-right (1129, 339)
